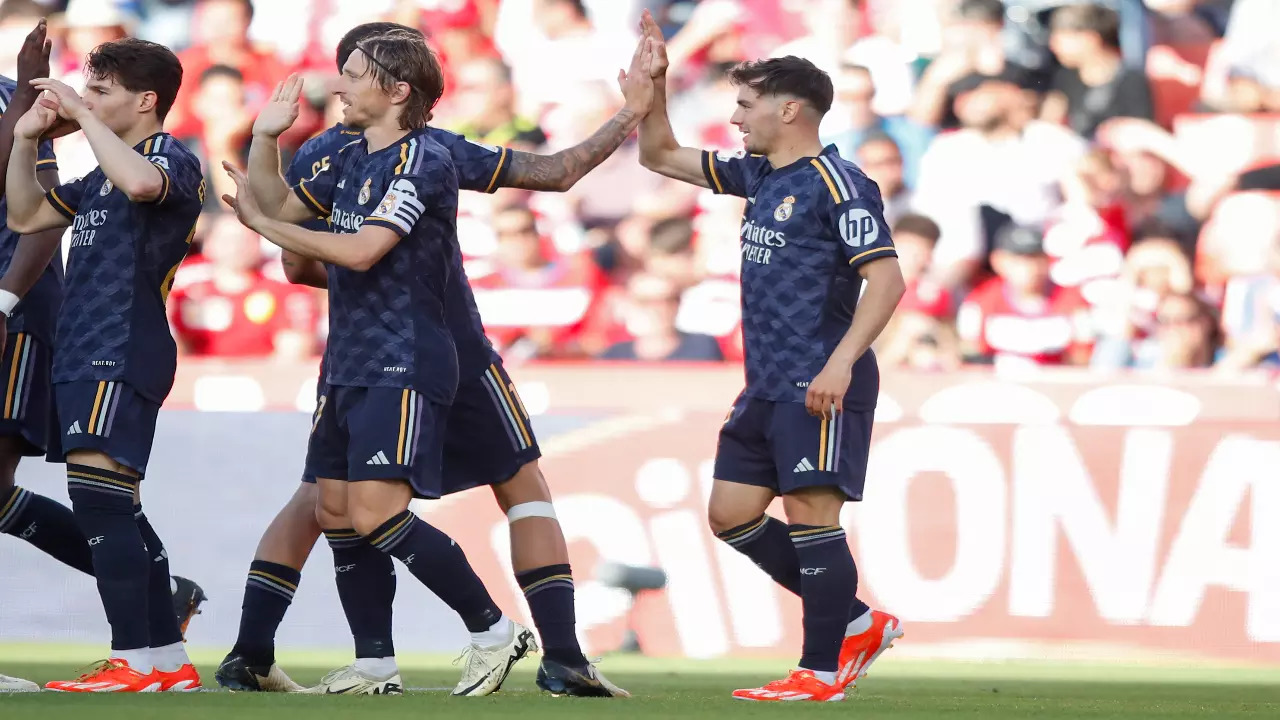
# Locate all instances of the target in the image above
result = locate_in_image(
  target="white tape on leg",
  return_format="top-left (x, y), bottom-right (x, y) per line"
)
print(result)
top-left (506, 501), bottom-right (557, 523)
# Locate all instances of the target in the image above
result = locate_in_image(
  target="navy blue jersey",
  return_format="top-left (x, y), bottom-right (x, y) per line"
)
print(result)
top-left (0, 76), bottom-right (63, 344)
top-left (45, 133), bottom-right (204, 402)
top-left (290, 123), bottom-right (508, 375)
top-left (285, 125), bottom-right (363, 231)
top-left (702, 144), bottom-right (897, 409)
top-left (292, 128), bottom-right (461, 403)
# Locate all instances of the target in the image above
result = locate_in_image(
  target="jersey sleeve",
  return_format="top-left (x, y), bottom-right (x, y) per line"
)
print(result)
top-left (364, 155), bottom-right (458, 238)
top-left (816, 162), bottom-right (897, 270)
top-left (46, 175), bottom-right (89, 221)
top-left (144, 136), bottom-right (205, 207)
top-left (291, 148), bottom-right (344, 217)
top-left (441, 132), bottom-right (509, 193)
top-left (700, 149), bottom-right (767, 197)
top-left (36, 140), bottom-right (57, 172)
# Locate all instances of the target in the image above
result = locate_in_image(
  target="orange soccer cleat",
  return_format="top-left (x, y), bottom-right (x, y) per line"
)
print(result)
top-left (45, 659), bottom-right (162, 693)
top-left (837, 609), bottom-right (904, 688)
top-left (157, 663), bottom-right (203, 692)
top-left (731, 669), bottom-right (846, 702)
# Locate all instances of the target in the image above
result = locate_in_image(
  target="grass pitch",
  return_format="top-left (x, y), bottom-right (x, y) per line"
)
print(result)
top-left (1, 645), bottom-right (1277, 719)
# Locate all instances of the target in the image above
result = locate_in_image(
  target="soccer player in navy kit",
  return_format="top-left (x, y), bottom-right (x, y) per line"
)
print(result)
top-left (215, 23), bottom-right (647, 697)
top-left (639, 12), bottom-right (906, 702)
top-left (223, 32), bottom-right (534, 697)
top-left (3, 38), bottom-right (205, 692)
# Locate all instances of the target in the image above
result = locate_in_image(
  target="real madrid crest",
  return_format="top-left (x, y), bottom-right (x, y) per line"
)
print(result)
top-left (358, 178), bottom-right (372, 205)
top-left (100, 179), bottom-right (114, 196)
top-left (774, 195), bottom-right (795, 222)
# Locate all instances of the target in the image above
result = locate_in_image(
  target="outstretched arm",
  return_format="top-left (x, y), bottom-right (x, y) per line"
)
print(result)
top-left (503, 110), bottom-right (639, 192)
top-left (636, 11), bottom-right (710, 187)
top-left (501, 32), bottom-right (655, 192)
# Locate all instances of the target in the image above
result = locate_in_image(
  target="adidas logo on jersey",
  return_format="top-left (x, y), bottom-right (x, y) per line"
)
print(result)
top-left (366, 451), bottom-right (392, 466)
top-left (793, 458), bottom-right (815, 473)
top-left (67, 421), bottom-right (83, 435)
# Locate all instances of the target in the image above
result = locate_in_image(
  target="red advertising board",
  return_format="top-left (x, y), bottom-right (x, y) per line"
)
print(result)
top-left (169, 361), bottom-right (1280, 663)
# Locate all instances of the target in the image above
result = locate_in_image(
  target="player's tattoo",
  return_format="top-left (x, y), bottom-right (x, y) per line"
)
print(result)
top-left (504, 109), bottom-right (639, 192)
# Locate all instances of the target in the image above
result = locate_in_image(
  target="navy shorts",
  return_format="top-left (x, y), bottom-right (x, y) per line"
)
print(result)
top-left (440, 362), bottom-right (542, 495)
top-left (304, 384), bottom-right (448, 499)
top-left (47, 380), bottom-right (160, 475)
top-left (0, 333), bottom-right (55, 456)
top-left (713, 394), bottom-right (873, 501)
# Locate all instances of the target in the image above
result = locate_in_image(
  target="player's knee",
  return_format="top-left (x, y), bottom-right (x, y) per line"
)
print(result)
top-left (348, 505), bottom-right (395, 538)
top-left (314, 493), bottom-right (348, 530)
top-left (492, 461), bottom-right (552, 512)
top-left (707, 502), bottom-right (756, 536)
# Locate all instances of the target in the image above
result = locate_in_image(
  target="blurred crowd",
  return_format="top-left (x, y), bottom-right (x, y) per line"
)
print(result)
top-left (2, 0), bottom-right (1279, 372)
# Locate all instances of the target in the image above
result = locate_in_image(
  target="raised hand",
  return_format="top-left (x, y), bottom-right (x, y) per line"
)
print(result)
top-left (640, 11), bottom-right (669, 79)
top-left (253, 74), bottom-right (304, 138)
top-left (221, 161), bottom-right (266, 229)
top-left (15, 19), bottom-right (52, 88)
top-left (27, 78), bottom-right (89, 122)
top-left (618, 37), bottom-right (656, 115)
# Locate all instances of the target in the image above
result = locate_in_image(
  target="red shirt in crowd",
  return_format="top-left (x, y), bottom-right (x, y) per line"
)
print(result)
top-left (170, 276), bottom-right (319, 357)
top-left (957, 278), bottom-right (1093, 368)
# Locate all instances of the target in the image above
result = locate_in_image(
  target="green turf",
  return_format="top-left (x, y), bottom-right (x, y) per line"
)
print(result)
top-left (1, 646), bottom-right (1277, 719)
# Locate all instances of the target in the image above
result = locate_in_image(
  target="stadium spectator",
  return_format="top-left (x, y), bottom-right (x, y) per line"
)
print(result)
top-left (1146, 292), bottom-right (1222, 369)
top-left (914, 73), bottom-right (1087, 290)
top-left (1042, 3), bottom-right (1154, 139)
top-left (824, 63), bottom-right (933, 188)
top-left (168, 0), bottom-right (287, 141)
top-left (599, 273), bottom-right (724, 362)
top-left (472, 205), bottom-right (603, 360)
top-left (496, 0), bottom-right (636, 117)
top-left (909, 0), bottom-right (1021, 131)
top-left (446, 57), bottom-right (547, 150)
top-left (1091, 226), bottom-right (1197, 370)
top-left (958, 224), bottom-right (1094, 368)
top-left (1201, 0), bottom-right (1280, 113)
top-left (169, 214), bottom-right (320, 359)
top-left (179, 64), bottom-right (254, 210)
top-left (855, 132), bottom-right (913, 227)
top-left (876, 214), bottom-right (961, 370)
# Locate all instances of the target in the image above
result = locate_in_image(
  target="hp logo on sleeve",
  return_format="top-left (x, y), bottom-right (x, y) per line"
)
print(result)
top-left (839, 207), bottom-right (879, 247)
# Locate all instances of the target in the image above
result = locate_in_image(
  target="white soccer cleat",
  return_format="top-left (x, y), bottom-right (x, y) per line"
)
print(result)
top-left (0, 673), bottom-right (40, 692)
top-left (452, 621), bottom-right (538, 696)
top-left (303, 664), bottom-right (403, 695)
top-left (257, 664), bottom-right (306, 692)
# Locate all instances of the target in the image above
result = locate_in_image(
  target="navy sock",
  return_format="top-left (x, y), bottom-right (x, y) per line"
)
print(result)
top-left (134, 506), bottom-right (184, 648)
top-left (517, 564), bottom-right (585, 667)
top-left (790, 524), bottom-right (857, 673)
top-left (66, 464), bottom-right (149, 652)
top-left (231, 560), bottom-right (302, 666)
top-left (719, 515), bottom-right (870, 626)
top-left (325, 529), bottom-right (396, 659)
top-left (716, 515), bottom-right (801, 595)
top-left (0, 485), bottom-right (94, 574)
top-left (368, 511), bottom-right (501, 633)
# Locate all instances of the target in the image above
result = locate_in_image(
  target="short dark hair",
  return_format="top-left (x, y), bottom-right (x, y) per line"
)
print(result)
top-left (892, 214), bottom-right (942, 244)
top-left (86, 38), bottom-right (183, 121)
top-left (957, 0), bottom-right (1004, 25)
top-left (649, 218), bottom-right (694, 256)
top-left (336, 22), bottom-right (425, 71)
top-left (351, 32), bottom-right (445, 130)
top-left (199, 64), bottom-right (244, 86)
top-left (728, 56), bottom-right (834, 115)
top-left (1052, 4), bottom-right (1121, 50)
